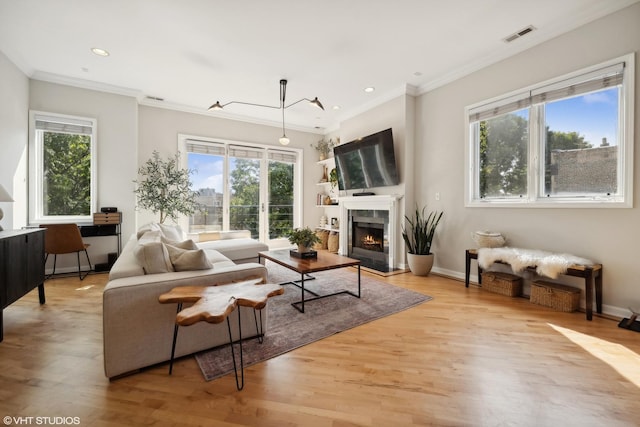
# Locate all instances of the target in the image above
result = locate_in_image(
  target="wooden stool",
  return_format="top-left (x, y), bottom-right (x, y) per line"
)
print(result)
top-left (159, 279), bottom-right (283, 390)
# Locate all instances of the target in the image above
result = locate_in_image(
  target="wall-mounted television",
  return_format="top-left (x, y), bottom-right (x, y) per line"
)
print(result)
top-left (333, 128), bottom-right (400, 191)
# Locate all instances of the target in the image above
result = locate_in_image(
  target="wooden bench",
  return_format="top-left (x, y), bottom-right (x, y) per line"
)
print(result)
top-left (465, 249), bottom-right (603, 321)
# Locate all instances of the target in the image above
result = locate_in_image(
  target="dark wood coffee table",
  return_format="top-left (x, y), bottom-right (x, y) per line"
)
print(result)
top-left (258, 249), bottom-right (361, 313)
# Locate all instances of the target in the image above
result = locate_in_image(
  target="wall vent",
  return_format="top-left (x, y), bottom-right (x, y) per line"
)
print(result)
top-left (503, 25), bottom-right (536, 43)
top-left (145, 95), bottom-right (164, 101)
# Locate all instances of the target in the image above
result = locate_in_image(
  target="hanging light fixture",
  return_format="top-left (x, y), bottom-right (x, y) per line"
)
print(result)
top-left (208, 79), bottom-right (324, 145)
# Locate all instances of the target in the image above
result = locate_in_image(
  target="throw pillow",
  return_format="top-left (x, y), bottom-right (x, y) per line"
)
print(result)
top-left (133, 241), bottom-right (175, 274)
top-left (136, 223), bottom-right (161, 240)
top-left (165, 244), bottom-right (213, 272)
top-left (161, 236), bottom-right (198, 250)
top-left (158, 223), bottom-right (185, 242)
top-left (138, 230), bottom-right (162, 244)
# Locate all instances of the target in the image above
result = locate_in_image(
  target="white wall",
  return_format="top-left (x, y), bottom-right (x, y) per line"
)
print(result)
top-left (415, 2), bottom-right (640, 315)
top-left (29, 81), bottom-right (138, 267)
top-left (137, 105), bottom-right (320, 229)
top-left (0, 51), bottom-right (29, 229)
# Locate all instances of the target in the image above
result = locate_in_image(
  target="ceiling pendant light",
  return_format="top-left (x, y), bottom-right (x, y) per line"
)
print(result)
top-left (208, 79), bottom-right (324, 145)
top-left (279, 97), bottom-right (290, 146)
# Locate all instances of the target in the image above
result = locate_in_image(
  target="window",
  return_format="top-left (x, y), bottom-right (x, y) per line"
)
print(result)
top-left (180, 135), bottom-right (302, 245)
top-left (29, 112), bottom-right (97, 223)
top-left (466, 54), bottom-right (634, 207)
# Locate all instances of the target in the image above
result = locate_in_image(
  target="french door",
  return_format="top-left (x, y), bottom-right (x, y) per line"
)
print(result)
top-left (180, 136), bottom-right (301, 246)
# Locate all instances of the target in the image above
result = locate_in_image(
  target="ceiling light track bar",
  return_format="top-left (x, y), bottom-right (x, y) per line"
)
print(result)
top-left (208, 79), bottom-right (324, 145)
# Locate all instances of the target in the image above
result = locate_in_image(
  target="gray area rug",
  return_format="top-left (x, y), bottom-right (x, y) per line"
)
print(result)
top-left (195, 261), bottom-right (431, 381)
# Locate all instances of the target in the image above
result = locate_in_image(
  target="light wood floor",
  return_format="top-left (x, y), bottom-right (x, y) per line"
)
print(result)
top-left (1, 271), bottom-right (639, 426)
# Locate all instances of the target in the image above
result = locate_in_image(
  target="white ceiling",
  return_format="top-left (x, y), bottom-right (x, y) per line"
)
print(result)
top-left (0, 0), bottom-right (637, 132)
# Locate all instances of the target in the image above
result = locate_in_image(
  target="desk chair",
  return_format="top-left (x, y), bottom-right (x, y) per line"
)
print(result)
top-left (40, 223), bottom-right (92, 280)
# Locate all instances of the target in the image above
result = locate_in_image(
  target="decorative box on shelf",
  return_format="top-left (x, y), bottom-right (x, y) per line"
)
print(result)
top-left (290, 249), bottom-right (318, 259)
top-left (93, 212), bottom-right (122, 225)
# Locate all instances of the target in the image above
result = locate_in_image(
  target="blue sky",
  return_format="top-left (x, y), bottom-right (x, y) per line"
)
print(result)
top-left (188, 153), bottom-right (225, 191)
top-left (545, 88), bottom-right (618, 146)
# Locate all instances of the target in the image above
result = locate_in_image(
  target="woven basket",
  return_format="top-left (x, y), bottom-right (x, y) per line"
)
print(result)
top-left (314, 230), bottom-right (329, 250)
top-left (472, 231), bottom-right (506, 248)
top-left (481, 272), bottom-right (522, 297)
top-left (327, 232), bottom-right (339, 253)
top-left (530, 281), bottom-right (580, 312)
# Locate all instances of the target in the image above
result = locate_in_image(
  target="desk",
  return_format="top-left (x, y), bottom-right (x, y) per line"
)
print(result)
top-left (465, 249), bottom-right (603, 321)
top-left (79, 212), bottom-right (122, 256)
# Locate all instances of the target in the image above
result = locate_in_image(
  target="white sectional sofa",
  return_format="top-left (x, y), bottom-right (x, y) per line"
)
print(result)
top-left (103, 224), bottom-right (269, 379)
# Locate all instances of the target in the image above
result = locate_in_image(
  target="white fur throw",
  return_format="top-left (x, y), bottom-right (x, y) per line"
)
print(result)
top-left (478, 247), bottom-right (594, 279)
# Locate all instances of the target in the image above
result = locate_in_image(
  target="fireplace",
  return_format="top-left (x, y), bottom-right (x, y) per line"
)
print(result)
top-left (348, 210), bottom-right (390, 272)
top-left (339, 194), bottom-right (402, 272)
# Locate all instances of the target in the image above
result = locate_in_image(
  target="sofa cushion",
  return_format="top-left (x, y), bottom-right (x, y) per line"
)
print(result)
top-left (134, 241), bottom-right (175, 274)
top-left (198, 238), bottom-right (268, 262)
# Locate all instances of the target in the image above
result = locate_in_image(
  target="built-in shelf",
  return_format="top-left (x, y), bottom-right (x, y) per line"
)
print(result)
top-left (316, 226), bottom-right (339, 232)
top-left (316, 157), bottom-right (334, 166)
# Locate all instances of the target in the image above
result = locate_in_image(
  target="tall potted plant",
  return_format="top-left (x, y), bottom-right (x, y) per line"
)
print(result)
top-left (402, 205), bottom-right (443, 276)
top-left (134, 151), bottom-right (200, 223)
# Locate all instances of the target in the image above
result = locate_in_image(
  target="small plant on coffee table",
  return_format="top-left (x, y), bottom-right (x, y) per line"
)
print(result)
top-left (288, 227), bottom-right (321, 253)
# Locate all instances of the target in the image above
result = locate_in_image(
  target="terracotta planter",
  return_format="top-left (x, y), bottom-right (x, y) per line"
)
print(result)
top-left (407, 253), bottom-right (434, 276)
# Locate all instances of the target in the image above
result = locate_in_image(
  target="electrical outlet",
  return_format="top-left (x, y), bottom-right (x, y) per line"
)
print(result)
top-left (435, 192), bottom-right (440, 201)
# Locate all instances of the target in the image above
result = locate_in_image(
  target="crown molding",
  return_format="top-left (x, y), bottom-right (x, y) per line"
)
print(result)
top-left (30, 71), bottom-right (142, 98)
top-left (336, 84), bottom-right (418, 125)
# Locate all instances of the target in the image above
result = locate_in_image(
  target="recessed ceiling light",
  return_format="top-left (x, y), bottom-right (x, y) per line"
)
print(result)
top-left (332, 105), bottom-right (341, 110)
top-left (91, 47), bottom-right (110, 57)
top-left (364, 87), bottom-right (375, 93)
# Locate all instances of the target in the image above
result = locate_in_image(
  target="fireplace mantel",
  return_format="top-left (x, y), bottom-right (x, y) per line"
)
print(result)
top-left (338, 194), bottom-right (403, 270)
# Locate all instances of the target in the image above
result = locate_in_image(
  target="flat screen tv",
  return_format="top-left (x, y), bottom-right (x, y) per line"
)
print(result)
top-left (333, 128), bottom-right (399, 191)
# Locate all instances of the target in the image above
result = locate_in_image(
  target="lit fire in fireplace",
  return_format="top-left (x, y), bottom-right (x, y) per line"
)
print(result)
top-left (362, 235), bottom-right (380, 245)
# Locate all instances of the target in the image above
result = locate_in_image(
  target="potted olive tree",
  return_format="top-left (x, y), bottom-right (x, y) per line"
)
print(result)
top-left (402, 205), bottom-right (443, 276)
top-left (288, 227), bottom-right (321, 253)
top-left (134, 151), bottom-right (200, 223)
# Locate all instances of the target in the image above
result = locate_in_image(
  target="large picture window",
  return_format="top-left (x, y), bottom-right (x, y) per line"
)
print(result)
top-left (466, 54), bottom-right (634, 207)
top-left (29, 111), bottom-right (97, 223)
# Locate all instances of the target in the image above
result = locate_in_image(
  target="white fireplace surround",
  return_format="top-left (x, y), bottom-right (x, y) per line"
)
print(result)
top-left (338, 194), bottom-right (403, 270)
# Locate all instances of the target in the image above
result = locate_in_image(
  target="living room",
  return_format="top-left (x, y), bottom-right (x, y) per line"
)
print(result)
top-left (1, 1), bottom-right (640, 425)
